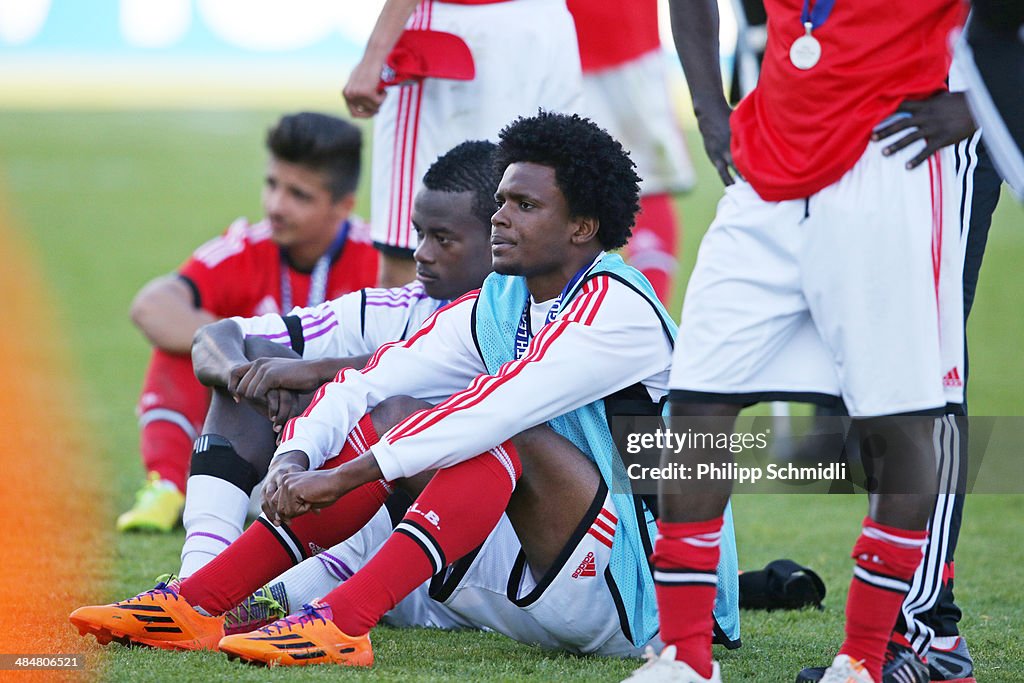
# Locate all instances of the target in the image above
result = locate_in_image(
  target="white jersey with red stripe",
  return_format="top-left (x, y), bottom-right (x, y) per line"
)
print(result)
top-left (232, 280), bottom-right (447, 367)
top-left (275, 256), bottom-right (672, 476)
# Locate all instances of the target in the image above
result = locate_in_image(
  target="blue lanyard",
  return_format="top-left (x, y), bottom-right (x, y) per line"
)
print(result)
top-left (514, 261), bottom-right (593, 360)
top-left (800, 0), bottom-right (836, 31)
top-left (279, 220), bottom-right (350, 311)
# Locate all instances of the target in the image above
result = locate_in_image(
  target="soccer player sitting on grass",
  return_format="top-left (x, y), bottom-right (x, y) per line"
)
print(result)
top-left (156, 140), bottom-right (497, 582)
top-left (70, 111), bottom-right (740, 665)
top-left (119, 112), bottom-right (378, 534)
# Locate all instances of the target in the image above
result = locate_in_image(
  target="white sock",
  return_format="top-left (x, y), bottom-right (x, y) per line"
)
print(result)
top-left (277, 507), bottom-right (394, 608)
top-left (274, 557), bottom-right (347, 610)
top-left (179, 474), bottom-right (250, 578)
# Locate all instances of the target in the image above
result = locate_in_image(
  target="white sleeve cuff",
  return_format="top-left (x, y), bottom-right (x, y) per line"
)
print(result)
top-left (369, 442), bottom-right (407, 483)
top-left (273, 437), bottom-right (327, 471)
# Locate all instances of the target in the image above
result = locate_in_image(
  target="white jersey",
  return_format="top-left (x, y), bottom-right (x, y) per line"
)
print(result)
top-left (275, 257), bottom-right (673, 478)
top-left (233, 281), bottom-right (445, 362)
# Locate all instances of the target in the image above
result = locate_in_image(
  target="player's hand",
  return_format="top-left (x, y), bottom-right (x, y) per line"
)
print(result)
top-left (226, 361), bottom-right (256, 403)
top-left (235, 358), bottom-right (321, 400)
top-left (269, 468), bottom-right (353, 526)
top-left (343, 58), bottom-right (387, 118)
top-left (872, 92), bottom-right (977, 170)
top-left (696, 103), bottom-right (740, 186)
top-left (261, 452), bottom-right (309, 524)
top-left (265, 388), bottom-right (305, 432)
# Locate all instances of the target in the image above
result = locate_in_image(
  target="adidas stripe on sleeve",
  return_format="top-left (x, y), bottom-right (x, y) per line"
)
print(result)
top-left (369, 276), bottom-right (672, 482)
top-left (273, 292), bottom-right (484, 470)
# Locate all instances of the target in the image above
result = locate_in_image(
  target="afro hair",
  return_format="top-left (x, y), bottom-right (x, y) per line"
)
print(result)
top-left (496, 110), bottom-right (641, 250)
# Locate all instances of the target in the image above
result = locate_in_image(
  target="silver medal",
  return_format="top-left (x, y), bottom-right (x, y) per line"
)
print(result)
top-left (789, 22), bottom-right (821, 70)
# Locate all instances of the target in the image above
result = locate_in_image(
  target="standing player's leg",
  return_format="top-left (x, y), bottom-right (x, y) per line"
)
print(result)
top-left (640, 181), bottom-right (827, 682)
top-left (118, 349), bottom-right (209, 533)
top-left (799, 134), bottom-right (963, 683)
top-left (896, 132), bottom-right (1001, 682)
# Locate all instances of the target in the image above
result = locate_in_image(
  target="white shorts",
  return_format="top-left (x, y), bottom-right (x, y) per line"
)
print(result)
top-left (427, 490), bottom-right (657, 657)
top-left (371, 0), bottom-right (583, 251)
top-left (580, 50), bottom-right (696, 196)
top-left (316, 493), bottom-right (658, 655)
top-left (669, 137), bottom-right (965, 417)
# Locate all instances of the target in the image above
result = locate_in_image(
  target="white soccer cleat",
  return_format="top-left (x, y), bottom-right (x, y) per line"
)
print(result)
top-left (819, 654), bottom-right (874, 683)
top-left (622, 645), bottom-right (722, 682)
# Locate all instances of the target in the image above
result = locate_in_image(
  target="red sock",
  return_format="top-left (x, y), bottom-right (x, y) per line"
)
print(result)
top-left (651, 517), bottom-right (723, 680)
top-left (625, 193), bottom-right (681, 305)
top-left (324, 442), bottom-right (521, 636)
top-left (839, 517), bottom-right (927, 682)
top-left (139, 420), bottom-right (194, 492)
top-left (138, 349), bottom-right (212, 491)
top-left (180, 415), bottom-right (389, 615)
top-left (288, 415), bottom-right (390, 552)
top-left (179, 518), bottom-right (293, 614)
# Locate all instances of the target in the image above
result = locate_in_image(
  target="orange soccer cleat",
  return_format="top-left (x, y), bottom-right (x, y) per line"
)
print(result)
top-left (218, 600), bottom-right (374, 667)
top-left (69, 577), bottom-right (225, 651)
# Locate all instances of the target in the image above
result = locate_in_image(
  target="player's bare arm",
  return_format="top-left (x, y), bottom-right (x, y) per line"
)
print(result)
top-left (343, 0), bottom-right (418, 118)
top-left (872, 91), bottom-right (977, 169)
top-left (233, 355), bottom-right (373, 400)
top-left (191, 318), bottom-right (254, 391)
top-left (668, 0), bottom-right (738, 186)
top-left (131, 274), bottom-right (217, 354)
top-left (234, 355), bottom-right (372, 430)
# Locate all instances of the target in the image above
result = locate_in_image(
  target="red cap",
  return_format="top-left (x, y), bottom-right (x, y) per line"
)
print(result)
top-left (379, 29), bottom-right (476, 89)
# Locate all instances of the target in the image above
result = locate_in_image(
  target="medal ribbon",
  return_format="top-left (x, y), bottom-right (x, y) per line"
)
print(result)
top-left (800, 0), bottom-right (836, 31)
top-left (514, 260), bottom-right (595, 360)
top-left (280, 220), bottom-right (351, 311)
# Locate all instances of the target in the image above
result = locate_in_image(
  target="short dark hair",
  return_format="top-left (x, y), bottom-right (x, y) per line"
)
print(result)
top-left (496, 111), bottom-right (640, 250)
top-left (266, 112), bottom-right (362, 199)
top-left (422, 140), bottom-right (500, 230)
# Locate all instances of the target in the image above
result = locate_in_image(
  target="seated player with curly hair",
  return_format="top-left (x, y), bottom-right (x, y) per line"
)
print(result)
top-left (70, 112), bottom-right (740, 667)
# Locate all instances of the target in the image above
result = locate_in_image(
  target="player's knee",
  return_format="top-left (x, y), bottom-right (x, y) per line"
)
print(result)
top-left (509, 423), bottom-right (559, 456)
top-left (371, 395), bottom-right (431, 434)
top-left (189, 434), bottom-right (261, 495)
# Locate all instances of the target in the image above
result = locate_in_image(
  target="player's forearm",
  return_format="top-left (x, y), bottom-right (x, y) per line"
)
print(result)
top-left (276, 298), bottom-right (482, 470)
top-left (363, 0), bottom-right (420, 62)
top-left (310, 355), bottom-right (373, 384)
top-left (668, 0), bottom-right (730, 118)
top-left (192, 319), bottom-right (248, 387)
top-left (131, 275), bottom-right (217, 353)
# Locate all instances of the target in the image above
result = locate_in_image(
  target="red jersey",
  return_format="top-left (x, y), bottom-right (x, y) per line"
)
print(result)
top-left (179, 217), bottom-right (378, 318)
top-left (731, 0), bottom-right (966, 201)
top-left (568, 0), bottom-right (661, 73)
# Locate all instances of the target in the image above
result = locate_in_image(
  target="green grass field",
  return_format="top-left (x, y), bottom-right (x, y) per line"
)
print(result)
top-left (1, 110), bottom-right (1022, 681)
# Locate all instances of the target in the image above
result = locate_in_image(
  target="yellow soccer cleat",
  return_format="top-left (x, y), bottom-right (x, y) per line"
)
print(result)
top-left (116, 473), bottom-right (185, 533)
top-left (69, 578), bottom-right (225, 651)
top-left (218, 600), bottom-right (374, 667)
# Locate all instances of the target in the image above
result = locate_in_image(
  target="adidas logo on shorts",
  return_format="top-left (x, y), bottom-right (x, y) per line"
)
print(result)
top-left (942, 367), bottom-right (963, 388)
top-left (572, 552), bottom-right (597, 579)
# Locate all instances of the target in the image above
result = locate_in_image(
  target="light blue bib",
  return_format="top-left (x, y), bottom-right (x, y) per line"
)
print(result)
top-left (474, 254), bottom-right (740, 647)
